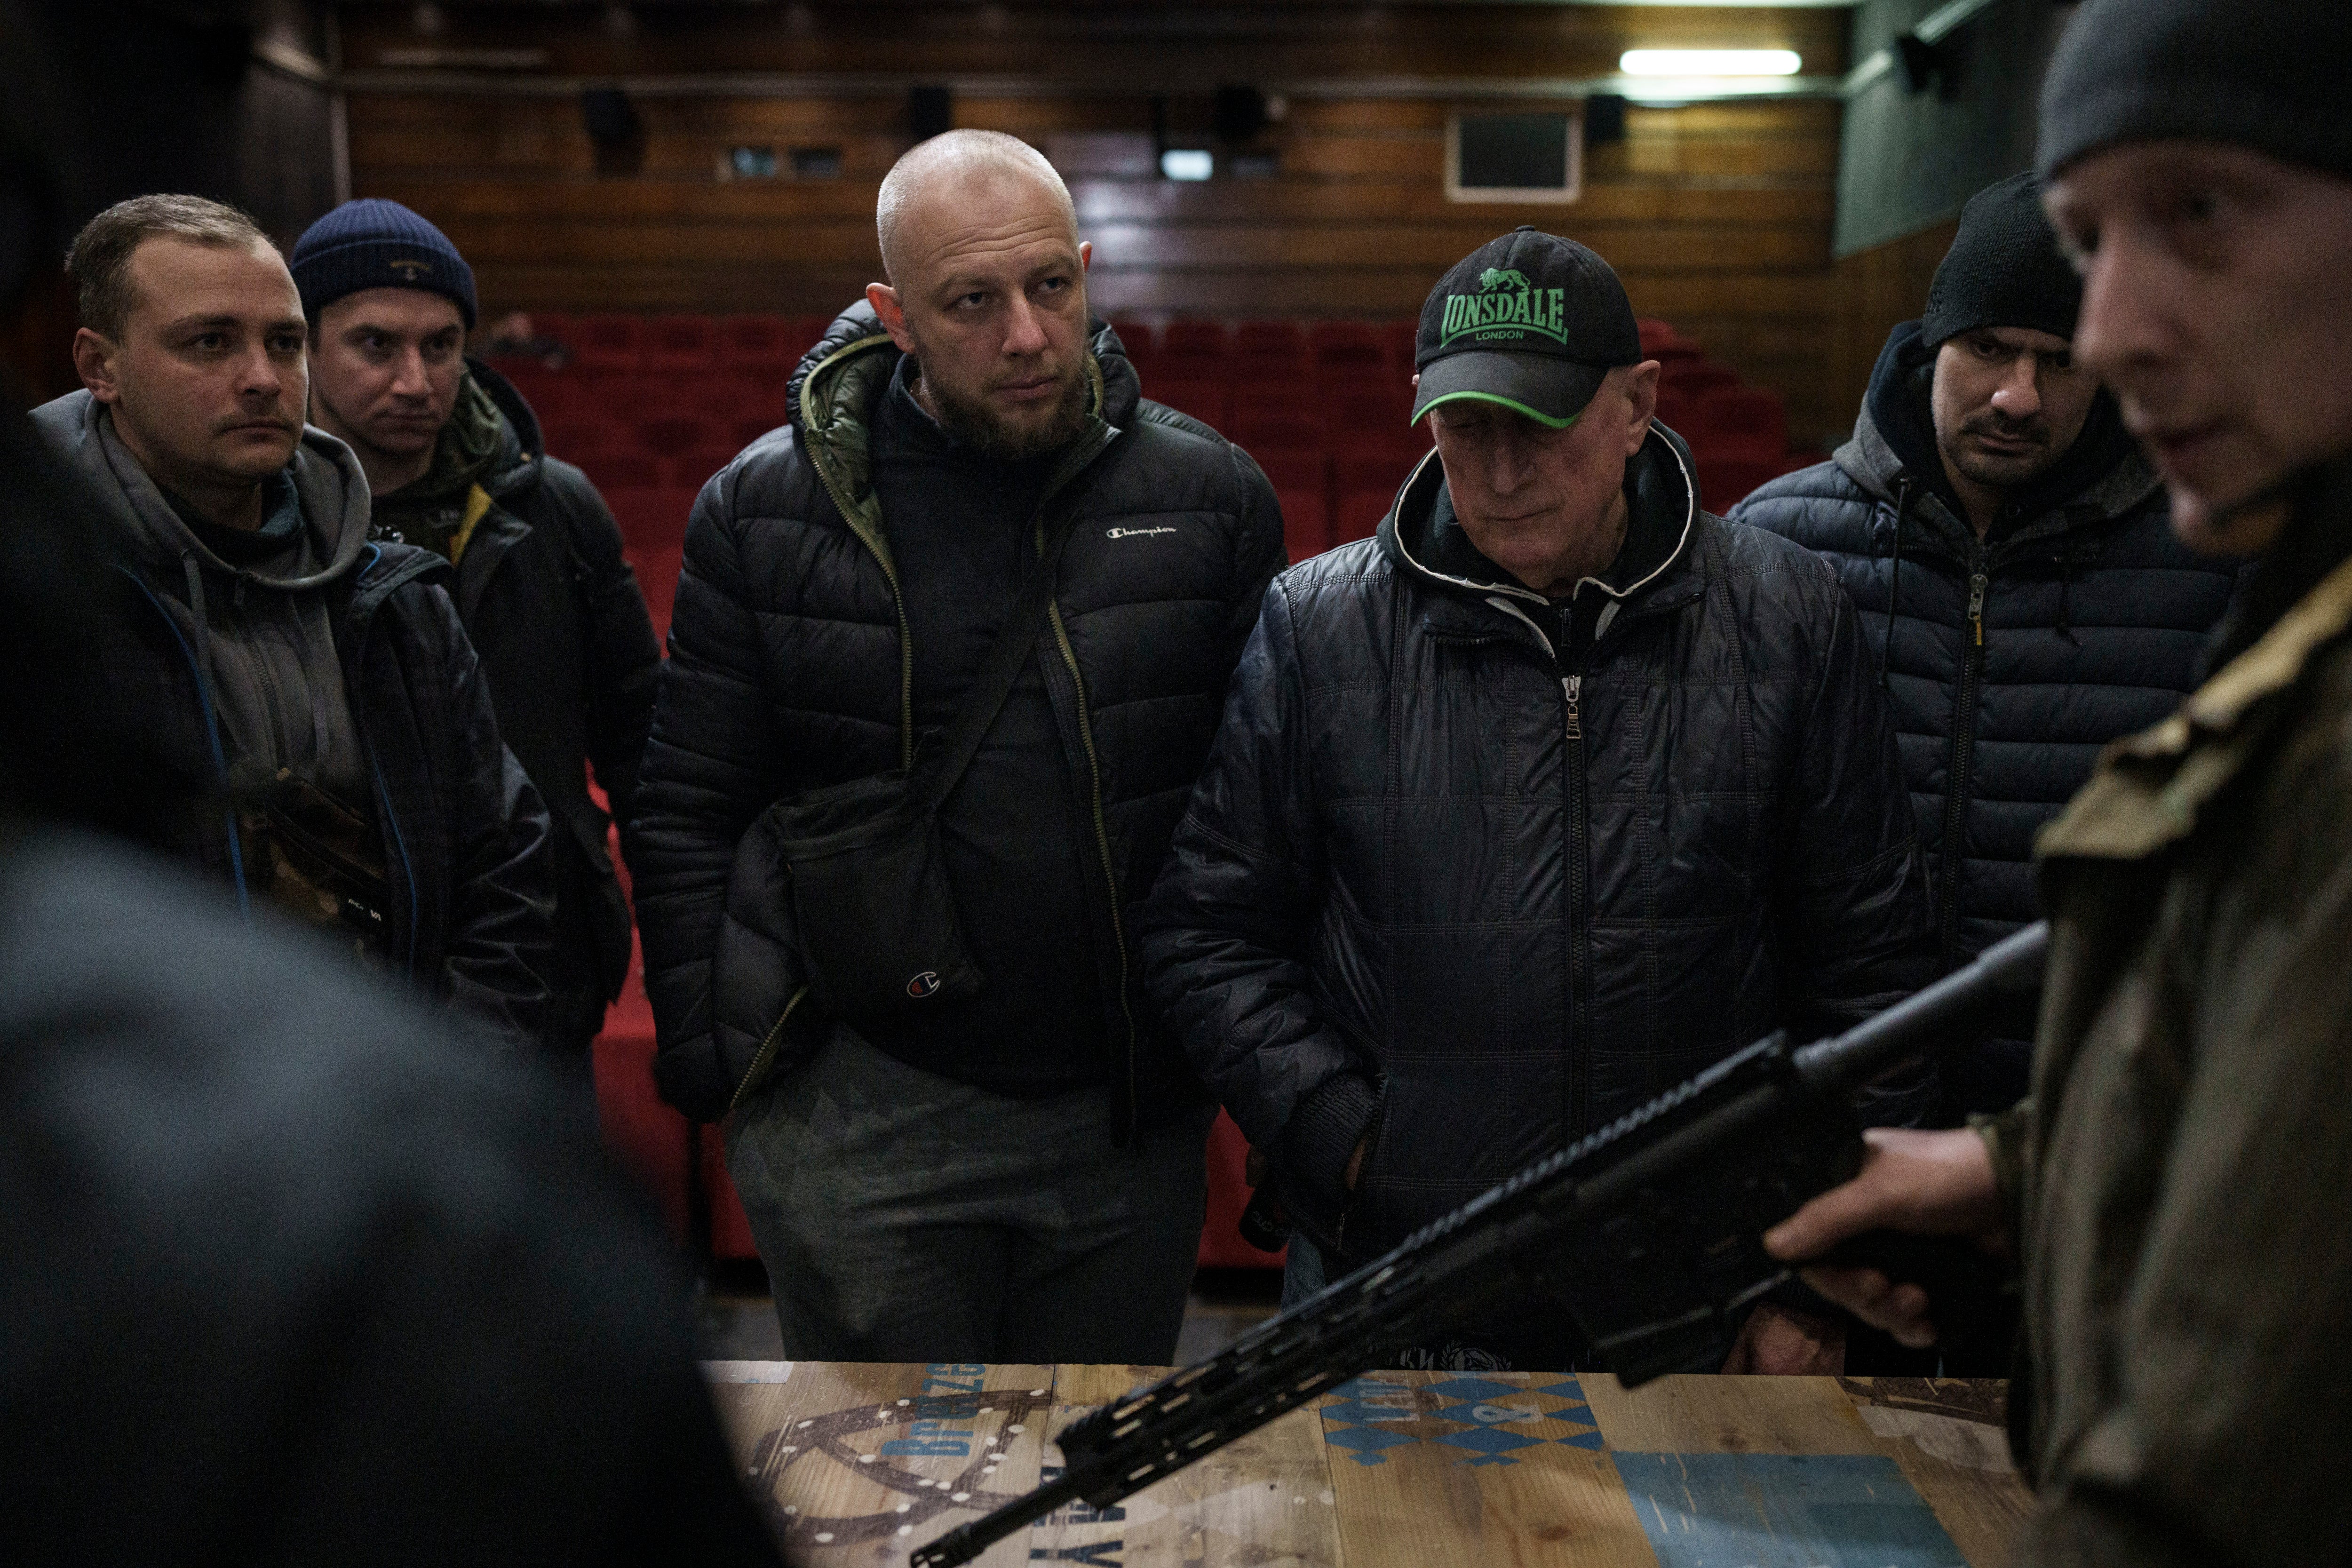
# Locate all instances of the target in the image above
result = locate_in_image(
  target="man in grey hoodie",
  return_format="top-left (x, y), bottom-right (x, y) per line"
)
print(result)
top-left (36, 194), bottom-right (554, 1051)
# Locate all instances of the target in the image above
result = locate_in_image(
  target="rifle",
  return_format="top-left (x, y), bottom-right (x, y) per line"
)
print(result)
top-left (911, 921), bottom-right (2045, 1568)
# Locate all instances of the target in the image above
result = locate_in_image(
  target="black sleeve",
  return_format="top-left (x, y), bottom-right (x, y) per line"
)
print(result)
top-left (1141, 581), bottom-right (1376, 1246)
top-left (427, 582), bottom-right (558, 1050)
top-left (543, 463), bottom-right (662, 870)
top-left (631, 473), bottom-right (792, 1114)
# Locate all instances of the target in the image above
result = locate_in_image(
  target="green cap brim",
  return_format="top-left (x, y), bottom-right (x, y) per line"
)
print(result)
top-left (1409, 349), bottom-right (1609, 428)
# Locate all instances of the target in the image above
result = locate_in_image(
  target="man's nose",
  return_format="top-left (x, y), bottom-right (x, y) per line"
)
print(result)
top-left (235, 342), bottom-right (282, 401)
top-left (388, 347), bottom-right (432, 398)
top-left (1002, 294), bottom-right (1049, 358)
top-left (1485, 429), bottom-right (1535, 492)
top-left (1992, 357), bottom-right (2044, 421)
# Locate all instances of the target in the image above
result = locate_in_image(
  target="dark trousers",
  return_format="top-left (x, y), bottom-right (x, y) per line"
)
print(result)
top-left (725, 1023), bottom-right (1212, 1363)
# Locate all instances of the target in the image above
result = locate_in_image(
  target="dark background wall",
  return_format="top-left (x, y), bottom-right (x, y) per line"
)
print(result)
top-left (334, 2), bottom-right (1860, 441)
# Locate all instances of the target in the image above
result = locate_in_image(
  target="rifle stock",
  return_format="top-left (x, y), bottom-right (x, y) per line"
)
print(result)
top-left (910, 922), bottom-right (2047, 1567)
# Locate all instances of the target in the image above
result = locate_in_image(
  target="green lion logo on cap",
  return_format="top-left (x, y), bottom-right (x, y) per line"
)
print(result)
top-left (1442, 265), bottom-right (1567, 348)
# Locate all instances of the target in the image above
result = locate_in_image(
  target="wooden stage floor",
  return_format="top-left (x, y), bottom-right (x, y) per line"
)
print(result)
top-left (705, 1361), bottom-right (2032, 1566)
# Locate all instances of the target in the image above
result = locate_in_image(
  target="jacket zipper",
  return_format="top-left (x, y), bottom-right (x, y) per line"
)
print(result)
top-left (731, 983), bottom-right (810, 1111)
top-left (800, 337), bottom-right (917, 768)
top-left (1047, 595), bottom-right (1140, 1137)
top-left (1562, 669), bottom-right (1591, 1137)
top-left (1938, 554), bottom-right (1991, 966)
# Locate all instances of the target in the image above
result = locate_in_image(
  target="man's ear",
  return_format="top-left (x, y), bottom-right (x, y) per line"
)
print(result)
top-left (72, 328), bottom-right (122, 406)
top-left (865, 282), bottom-right (917, 354)
top-left (1079, 239), bottom-right (1092, 274)
top-left (1622, 359), bottom-right (1661, 451)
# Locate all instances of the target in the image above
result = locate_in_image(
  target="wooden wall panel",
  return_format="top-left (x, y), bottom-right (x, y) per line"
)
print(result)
top-left (338, 3), bottom-right (1853, 442)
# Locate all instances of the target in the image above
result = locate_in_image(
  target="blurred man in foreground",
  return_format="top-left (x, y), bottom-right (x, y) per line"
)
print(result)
top-left (296, 198), bottom-right (662, 1086)
top-left (0, 407), bottom-right (782, 1566)
top-left (1769, 0), bottom-right (2352, 1559)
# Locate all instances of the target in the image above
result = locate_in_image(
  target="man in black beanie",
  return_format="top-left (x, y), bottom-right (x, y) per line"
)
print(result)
top-left (1735, 171), bottom-right (2240, 1125)
top-left (1765, 1), bottom-right (2352, 1561)
top-left (294, 199), bottom-right (663, 1090)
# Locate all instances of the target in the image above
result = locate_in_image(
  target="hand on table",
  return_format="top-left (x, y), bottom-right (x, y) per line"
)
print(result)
top-left (1762, 1127), bottom-right (2008, 1349)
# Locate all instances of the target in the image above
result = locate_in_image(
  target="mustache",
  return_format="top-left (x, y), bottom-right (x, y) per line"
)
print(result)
top-left (1961, 410), bottom-right (2051, 446)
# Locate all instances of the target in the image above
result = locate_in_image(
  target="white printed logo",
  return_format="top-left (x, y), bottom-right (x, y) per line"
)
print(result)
top-left (1106, 525), bottom-right (1178, 541)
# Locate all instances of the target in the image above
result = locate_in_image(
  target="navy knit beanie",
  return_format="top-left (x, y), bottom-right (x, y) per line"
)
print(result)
top-left (2040, 0), bottom-right (2352, 182)
top-left (1919, 171), bottom-right (2081, 349)
top-left (289, 199), bottom-right (477, 330)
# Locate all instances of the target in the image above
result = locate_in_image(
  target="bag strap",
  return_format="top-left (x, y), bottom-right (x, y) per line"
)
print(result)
top-left (909, 509), bottom-right (1083, 815)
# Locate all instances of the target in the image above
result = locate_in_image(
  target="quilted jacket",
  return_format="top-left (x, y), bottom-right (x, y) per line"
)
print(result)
top-left (632, 303), bottom-right (1285, 1125)
top-left (1142, 420), bottom-right (1936, 1274)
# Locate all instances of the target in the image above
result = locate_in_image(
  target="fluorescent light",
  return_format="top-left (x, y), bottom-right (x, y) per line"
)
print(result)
top-left (1619, 49), bottom-right (1802, 76)
top-left (1160, 148), bottom-right (1213, 182)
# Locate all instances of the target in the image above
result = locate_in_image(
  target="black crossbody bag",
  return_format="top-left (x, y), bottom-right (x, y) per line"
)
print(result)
top-left (761, 514), bottom-right (1081, 1022)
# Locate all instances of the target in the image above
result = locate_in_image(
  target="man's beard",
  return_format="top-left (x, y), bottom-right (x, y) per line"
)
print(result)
top-left (1944, 410), bottom-right (2061, 490)
top-left (912, 356), bottom-right (1091, 461)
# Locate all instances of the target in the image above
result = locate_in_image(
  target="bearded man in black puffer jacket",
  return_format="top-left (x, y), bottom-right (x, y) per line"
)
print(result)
top-left (1732, 173), bottom-right (2242, 1118)
top-left (1144, 230), bottom-right (1933, 1377)
top-left (633, 131), bottom-right (1284, 1363)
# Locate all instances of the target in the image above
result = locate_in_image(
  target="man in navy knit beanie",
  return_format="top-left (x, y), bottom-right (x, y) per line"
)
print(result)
top-left (294, 197), bottom-right (663, 1091)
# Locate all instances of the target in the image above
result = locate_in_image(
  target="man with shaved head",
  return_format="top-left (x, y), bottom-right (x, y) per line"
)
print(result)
top-left (634, 129), bottom-right (1285, 1361)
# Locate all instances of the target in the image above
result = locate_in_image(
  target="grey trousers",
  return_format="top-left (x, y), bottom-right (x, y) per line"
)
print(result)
top-left (724, 1025), bottom-right (1213, 1364)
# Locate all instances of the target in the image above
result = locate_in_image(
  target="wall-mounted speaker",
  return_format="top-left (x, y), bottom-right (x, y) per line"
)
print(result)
top-left (1584, 93), bottom-right (1627, 148)
top-left (1213, 84), bottom-right (1269, 144)
top-left (908, 85), bottom-right (953, 142)
top-left (580, 87), bottom-right (645, 175)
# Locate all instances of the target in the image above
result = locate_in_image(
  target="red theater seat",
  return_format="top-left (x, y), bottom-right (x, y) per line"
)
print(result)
top-left (1234, 319), bottom-right (1304, 357)
top-left (624, 540), bottom-right (685, 637)
top-left (608, 489), bottom-right (695, 554)
top-left (716, 315), bottom-right (797, 372)
top-left (1151, 377), bottom-right (1227, 430)
top-left (1662, 359), bottom-right (1740, 399)
top-left (540, 415), bottom-right (630, 462)
top-left (637, 414), bottom-right (712, 457)
top-left (1107, 318), bottom-right (1157, 355)
top-left (1697, 456), bottom-right (1787, 516)
top-left (1198, 1111), bottom-right (1286, 1270)
top-left (644, 315), bottom-right (716, 372)
top-left (1229, 414), bottom-right (1322, 453)
top-left (1163, 318), bottom-right (1229, 359)
top-left (1690, 385), bottom-right (1788, 462)
top-left (1276, 489), bottom-right (1333, 564)
top-left (570, 315), bottom-right (644, 375)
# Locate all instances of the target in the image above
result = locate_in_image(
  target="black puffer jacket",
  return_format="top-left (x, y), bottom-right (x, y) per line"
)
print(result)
top-left (1732, 323), bottom-right (2241, 1107)
top-left (397, 361), bottom-right (662, 1044)
top-left (633, 304), bottom-right (1285, 1124)
top-left (1142, 422), bottom-right (1934, 1276)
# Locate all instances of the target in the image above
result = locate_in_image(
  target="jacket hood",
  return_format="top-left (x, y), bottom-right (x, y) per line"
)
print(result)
top-left (32, 388), bottom-right (372, 593)
top-left (783, 299), bottom-right (1140, 443)
top-left (465, 355), bottom-right (540, 496)
top-left (1381, 418), bottom-right (1702, 610)
top-left (1836, 319), bottom-right (2160, 536)
top-left (780, 298), bottom-right (1133, 567)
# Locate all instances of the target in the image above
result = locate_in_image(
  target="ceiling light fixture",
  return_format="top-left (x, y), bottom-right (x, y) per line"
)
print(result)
top-left (1619, 49), bottom-right (1802, 77)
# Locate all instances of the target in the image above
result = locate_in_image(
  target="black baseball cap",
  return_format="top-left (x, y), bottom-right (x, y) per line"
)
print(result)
top-left (1410, 227), bottom-right (1644, 428)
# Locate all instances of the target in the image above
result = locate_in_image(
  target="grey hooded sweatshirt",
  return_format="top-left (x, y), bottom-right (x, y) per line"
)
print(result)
top-left (34, 390), bottom-right (371, 806)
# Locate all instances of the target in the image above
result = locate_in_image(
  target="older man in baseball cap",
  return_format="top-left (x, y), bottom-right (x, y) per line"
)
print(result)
top-left (1769, 1), bottom-right (2352, 1560)
top-left (1144, 227), bottom-right (1933, 1375)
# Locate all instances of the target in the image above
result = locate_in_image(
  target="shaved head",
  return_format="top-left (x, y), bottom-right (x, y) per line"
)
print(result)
top-left (865, 128), bottom-right (1095, 462)
top-left (876, 129), bottom-right (1078, 286)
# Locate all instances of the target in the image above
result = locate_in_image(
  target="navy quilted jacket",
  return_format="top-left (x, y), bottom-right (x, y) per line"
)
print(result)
top-left (1143, 422), bottom-right (1934, 1284)
top-left (1733, 323), bottom-right (2241, 1110)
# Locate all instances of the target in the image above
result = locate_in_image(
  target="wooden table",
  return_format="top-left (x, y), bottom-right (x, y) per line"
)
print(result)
top-left (706, 1362), bottom-right (2033, 1567)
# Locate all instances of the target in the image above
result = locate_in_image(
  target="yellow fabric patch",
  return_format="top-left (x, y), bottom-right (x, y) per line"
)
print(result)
top-left (449, 483), bottom-right (494, 566)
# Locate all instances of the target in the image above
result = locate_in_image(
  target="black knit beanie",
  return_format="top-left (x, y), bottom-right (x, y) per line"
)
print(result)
top-left (289, 199), bottom-right (477, 330)
top-left (2040, 0), bottom-right (2352, 181)
top-left (1919, 170), bottom-right (2081, 348)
